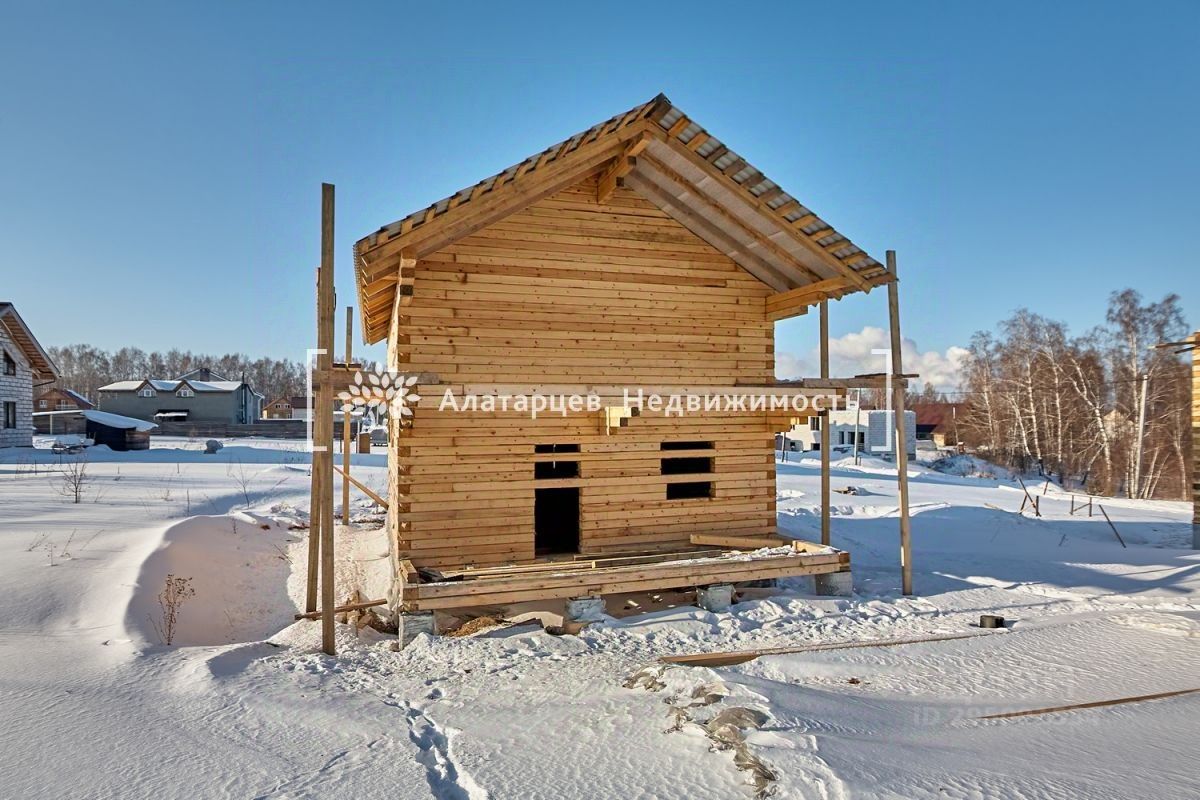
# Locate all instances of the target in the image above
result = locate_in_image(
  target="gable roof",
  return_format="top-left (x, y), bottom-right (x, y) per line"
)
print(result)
top-left (98, 378), bottom-right (246, 393)
top-left (353, 93), bottom-right (893, 343)
top-left (0, 302), bottom-right (58, 381)
top-left (36, 387), bottom-right (95, 409)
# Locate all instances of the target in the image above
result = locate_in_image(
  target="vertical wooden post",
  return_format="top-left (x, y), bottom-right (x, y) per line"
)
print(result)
top-left (1192, 335), bottom-right (1199, 549)
top-left (1133, 373), bottom-right (1149, 500)
top-left (819, 299), bottom-right (831, 546)
top-left (342, 306), bottom-right (353, 523)
top-left (318, 183), bottom-right (337, 655)
top-left (305, 270), bottom-right (321, 616)
top-left (887, 250), bottom-right (914, 596)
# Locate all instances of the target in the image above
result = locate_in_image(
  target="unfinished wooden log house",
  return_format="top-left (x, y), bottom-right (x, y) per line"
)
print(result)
top-left (343, 94), bottom-right (911, 633)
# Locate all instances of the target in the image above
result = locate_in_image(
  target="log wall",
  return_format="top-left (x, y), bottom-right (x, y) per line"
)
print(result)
top-left (390, 176), bottom-right (785, 568)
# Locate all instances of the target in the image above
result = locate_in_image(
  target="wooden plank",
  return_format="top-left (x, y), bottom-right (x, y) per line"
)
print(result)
top-left (332, 463), bottom-right (387, 509)
top-left (689, 533), bottom-right (788, 549)
top-left (406, 556), bottom-right (846, 610)
top-left (977, 688), bottom-right (1200, 720)
top-left (294, 598), bottom-right (386, 621)
top-left (662, 632), bottom-right (993, 667)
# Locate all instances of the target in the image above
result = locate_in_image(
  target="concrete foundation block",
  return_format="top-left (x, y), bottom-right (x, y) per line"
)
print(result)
top-left (696, 583), bottom-right (734, 613)
top-left (814, 571), bottom-right (854, 597)
top-left (564, 595), bottom-right (606, 623)
top-left (398, 612), bottom-right (435, 648)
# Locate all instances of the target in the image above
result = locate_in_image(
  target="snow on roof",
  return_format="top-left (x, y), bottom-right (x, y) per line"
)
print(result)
top-left (60, 388), bottom-right (93, 407)
top-left (98, 379), bottom-right (245, 393)
top-left (80, 409), bottom-right (158, 431)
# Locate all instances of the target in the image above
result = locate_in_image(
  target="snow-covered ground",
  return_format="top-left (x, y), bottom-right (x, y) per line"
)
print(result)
top-left (1, 440), bottom-right (1197, 799)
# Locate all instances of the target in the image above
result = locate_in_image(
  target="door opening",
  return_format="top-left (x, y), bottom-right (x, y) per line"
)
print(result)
top-left (535, 487), bottom-right (580, 555)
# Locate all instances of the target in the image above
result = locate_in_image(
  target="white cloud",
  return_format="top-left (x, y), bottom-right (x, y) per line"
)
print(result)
top-left (775, 326), bottom-right (967, 392)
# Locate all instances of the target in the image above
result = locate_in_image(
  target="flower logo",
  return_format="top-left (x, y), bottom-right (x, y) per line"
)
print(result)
top-left (337, 364), bottom-right (420, 418)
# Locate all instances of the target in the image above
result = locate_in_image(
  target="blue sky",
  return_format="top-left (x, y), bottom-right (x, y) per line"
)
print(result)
top-left (2, 2), bottom-right (1196, 384)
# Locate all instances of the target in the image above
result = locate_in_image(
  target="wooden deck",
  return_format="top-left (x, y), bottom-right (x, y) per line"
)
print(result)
top-left (398, 536), bottom-right (849, 611)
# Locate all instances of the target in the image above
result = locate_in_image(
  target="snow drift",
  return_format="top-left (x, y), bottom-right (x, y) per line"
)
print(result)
top-left (125, 512), bottom-right (301, 646)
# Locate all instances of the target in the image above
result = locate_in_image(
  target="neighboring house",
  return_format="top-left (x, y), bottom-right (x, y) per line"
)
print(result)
top-left (289, 395), bottom-right (313, 421)
top-left (263, 396), bottom-right (294, 419)
top-left (911, 402), bottom-right (963, 448)
top-left (33, 386), bottom-right (95, 434)
top-left (263, 395), bottom-right (312, 421)
top-left (782, 401), bottom-right (916, 457)
top-left (97, 369), bottom-right (263, 424)
top-left (0, 302), bottom-right (59, 447)
top-left (35, 387), bottom-right (94, 412)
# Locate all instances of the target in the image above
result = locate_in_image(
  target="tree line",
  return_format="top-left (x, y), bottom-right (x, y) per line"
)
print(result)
top-left (46, 345), bottom-right (309, 405)
top-left (958, 289), bottom-right (1191, 500)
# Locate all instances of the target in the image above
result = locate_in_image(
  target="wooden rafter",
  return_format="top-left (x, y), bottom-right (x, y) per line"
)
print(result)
top-left (654, 135), bottom-right (873, 292)
top-left (622, 172), bottom-right (792, 292)
top-left (360, 126), bottom-right (648, 282)
top-left (635, 153), bottom-right (825, 285)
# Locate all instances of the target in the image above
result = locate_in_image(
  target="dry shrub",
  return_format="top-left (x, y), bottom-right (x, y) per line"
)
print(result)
top-left (150, 574), bottom-right (196, 646)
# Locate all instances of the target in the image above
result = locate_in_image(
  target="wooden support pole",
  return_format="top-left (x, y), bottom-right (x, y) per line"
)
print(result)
top-left (305, 276), bottom-right (321, 616)
top-left (318, 183), bottom-right (337, 656)
top-left (820, 299), bottom-right (831, 546)
top-left (1133, 372), bottom-right (1149, 500)
top-left (1098, 505), bottom-right (1128, 548)
top-left (887, 251), bottom-right (914, 596)
top-left (1192, 338), bottom-right (1200, 548)
top-left (342, 306), bottom-right (353, 522)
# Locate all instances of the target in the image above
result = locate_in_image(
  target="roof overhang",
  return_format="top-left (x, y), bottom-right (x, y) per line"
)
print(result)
top-left (353, 94), bottom-right (892, 344)
top-left (0, 303), bottom-right (58, 382)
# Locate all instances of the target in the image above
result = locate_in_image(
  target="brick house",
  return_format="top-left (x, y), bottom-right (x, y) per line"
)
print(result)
top-left (0, 303), bottom-right (59, 447)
